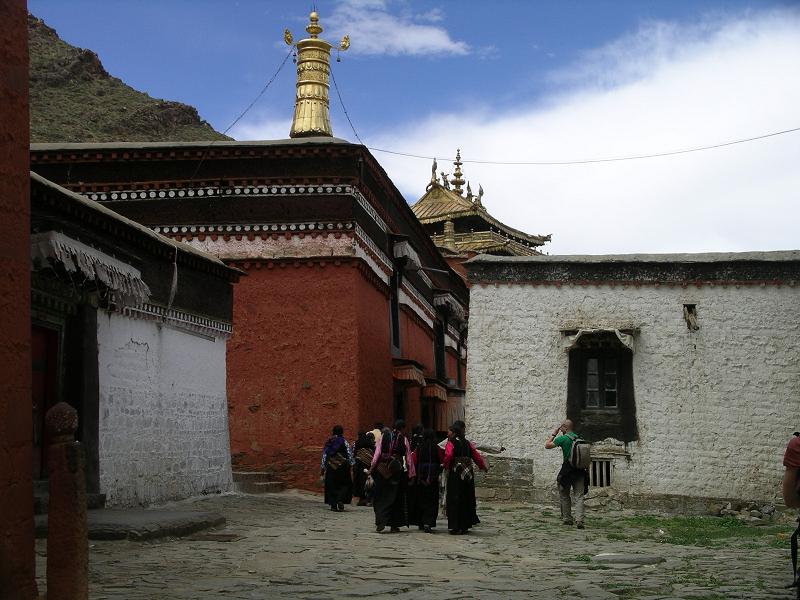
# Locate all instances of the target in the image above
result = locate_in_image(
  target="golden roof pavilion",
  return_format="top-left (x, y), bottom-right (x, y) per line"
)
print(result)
top-left (411, 151), bottom-right (550, 257)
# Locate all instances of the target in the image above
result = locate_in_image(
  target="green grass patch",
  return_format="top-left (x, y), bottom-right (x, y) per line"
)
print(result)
top-left (565, 553), bottom-right (593, 563)
top-left (610, 515), bottom-right (789, 547)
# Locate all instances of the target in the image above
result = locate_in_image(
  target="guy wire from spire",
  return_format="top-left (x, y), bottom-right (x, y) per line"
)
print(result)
top-left (189, 47), bottom-right (294, 182)
top-left (329, 62), bottom-right (366, 147)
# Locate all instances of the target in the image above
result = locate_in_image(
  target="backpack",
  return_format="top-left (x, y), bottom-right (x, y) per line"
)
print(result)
top-left (567, 433), bottom-right (591, 470)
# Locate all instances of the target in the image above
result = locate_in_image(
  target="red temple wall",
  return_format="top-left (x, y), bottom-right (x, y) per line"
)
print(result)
top-left (227, 263), bottom-right (363, 489)
top-left (398, 307), bottom-right (434, 375)
top-left (226, 260), bottom-right (461, 488)
top-left (354, 273), bottom-right (393, 431)
top-left (0, 0), bottom-right (35, 597)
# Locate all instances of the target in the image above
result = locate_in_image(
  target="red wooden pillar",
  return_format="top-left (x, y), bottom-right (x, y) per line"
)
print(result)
top-left (0, 0), bottom-right (35, 598)
top-left (45, 403), bottom-right (88, 600)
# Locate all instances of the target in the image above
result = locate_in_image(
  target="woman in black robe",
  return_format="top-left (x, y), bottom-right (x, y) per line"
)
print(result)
top-left (443, 421), bottom-right (487, 534)
top-left (413, 428), bottom-right (444, 533)
top-left (352, 431), bottom-right (375, 506)
top-left (369, 421), bottom-right (415, 532)
top-left (407, 423), bottom-right (424, 527)
top-left (321, 425), bottom-right (353, 512)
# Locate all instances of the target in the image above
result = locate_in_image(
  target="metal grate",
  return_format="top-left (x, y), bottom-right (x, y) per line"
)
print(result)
top-left (590, 459), bottom-right (612, 487)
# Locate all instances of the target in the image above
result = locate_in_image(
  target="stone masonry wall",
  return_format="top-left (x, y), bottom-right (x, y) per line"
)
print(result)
top-left (97, 311), bottom-right (232, 506)
top-left (466, 282), bottom-right (800, 504)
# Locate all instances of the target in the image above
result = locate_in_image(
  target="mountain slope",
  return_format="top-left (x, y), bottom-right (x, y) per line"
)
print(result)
top-left (28, 14), bottom-right (230, 143)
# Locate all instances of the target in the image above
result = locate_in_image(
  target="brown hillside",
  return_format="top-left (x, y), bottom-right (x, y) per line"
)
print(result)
top-left (28, 14), bottom-right (230, 143)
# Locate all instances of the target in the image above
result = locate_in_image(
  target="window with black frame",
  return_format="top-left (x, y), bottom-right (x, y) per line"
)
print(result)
top-left (566, 331), bottom-right (638, 442)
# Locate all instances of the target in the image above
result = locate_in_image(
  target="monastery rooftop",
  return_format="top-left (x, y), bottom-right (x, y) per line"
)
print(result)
top-left (30, 137), bottom-right (351, 151)
top-left (467, 250), bottom-right (800, 264)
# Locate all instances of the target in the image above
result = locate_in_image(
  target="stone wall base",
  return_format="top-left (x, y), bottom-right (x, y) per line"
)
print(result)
top-left (475, 455), bottom-right (778, 516)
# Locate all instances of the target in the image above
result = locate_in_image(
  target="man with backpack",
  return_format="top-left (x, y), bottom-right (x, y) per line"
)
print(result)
top-left (545, 419), bottom-right (590, 529)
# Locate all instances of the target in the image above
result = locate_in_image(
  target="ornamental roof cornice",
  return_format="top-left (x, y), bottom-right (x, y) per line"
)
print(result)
top-left (412, 181), bottom-right (550, 248)
top-left (466, 251), bottom-right (800, 285)
top-left (30, 172), bottom-right (241, 283)
top-left (29, 141), bottom-right (469, 304)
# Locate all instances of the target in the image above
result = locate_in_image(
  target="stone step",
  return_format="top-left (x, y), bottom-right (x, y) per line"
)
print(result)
top-left (232, 471), bottom-right (275, 483)
top-left (234, 481), bottom-right (285, 494)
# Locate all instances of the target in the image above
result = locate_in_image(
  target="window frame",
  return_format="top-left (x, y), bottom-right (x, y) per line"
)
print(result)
top-left (583, 353), bottom-right (620, 411)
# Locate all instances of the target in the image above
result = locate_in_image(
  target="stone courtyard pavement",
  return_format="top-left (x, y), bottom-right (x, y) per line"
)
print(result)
top-left (35, 490), bottom-right (798, 599)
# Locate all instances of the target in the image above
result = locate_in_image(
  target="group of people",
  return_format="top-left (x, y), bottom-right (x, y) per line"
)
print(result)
top-left (320, 419), bottom-right (487, 534)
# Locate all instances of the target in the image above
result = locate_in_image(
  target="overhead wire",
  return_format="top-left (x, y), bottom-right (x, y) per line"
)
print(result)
top-left (366, 127), bottom-right (800, 166)
top-left (330, 62), bottom-right (800, 166)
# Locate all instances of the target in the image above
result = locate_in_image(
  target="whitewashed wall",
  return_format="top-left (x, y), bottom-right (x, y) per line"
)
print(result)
top-left (466, 282), bottom-right (800, 502)
top-left (97, 311), bottom-right (232, 506)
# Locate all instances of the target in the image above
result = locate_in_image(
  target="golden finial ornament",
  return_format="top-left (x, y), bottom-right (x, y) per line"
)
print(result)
top-left (306, 11), bottom-right (323, 37)
top-left (285, 11), bottom-right (349, 138)
top-left (466, 182), bottom-right (473, 201)
top-left (450, 149), bottom-right (466, 195)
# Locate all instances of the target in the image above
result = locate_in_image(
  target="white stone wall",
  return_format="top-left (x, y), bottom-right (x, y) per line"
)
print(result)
top-left (97, 311), bottom-right (233, 506)
top-left (466, 282), bottom-right (800, 501)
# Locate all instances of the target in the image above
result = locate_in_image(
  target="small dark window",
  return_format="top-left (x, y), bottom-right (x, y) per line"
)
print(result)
top-left (393, 387), bottom-right (406, 423)
top-left (389, 271), bottom-right (401, 350)
top-left (590, 459), bottom-right (612, 487)
top-left (434, 320), bottom-right (446, 381)
top-left (420, 397), bottom-right (434, 429)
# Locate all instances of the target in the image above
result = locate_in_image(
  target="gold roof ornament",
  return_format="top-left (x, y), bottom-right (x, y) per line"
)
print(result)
top-left (427, 158), bottom-right (438, 189)
top-left (411, 150), bottom-right (551, 257)
top-left (284, 11), bottom-right (349, 138)
top-left (450, 149), bottom-right (465, 195)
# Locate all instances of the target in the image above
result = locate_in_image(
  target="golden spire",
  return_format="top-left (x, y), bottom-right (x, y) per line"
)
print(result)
top-left (285, 11), bottom-right (349, 138)
top-left (450, 149), bottom-right (465, 195)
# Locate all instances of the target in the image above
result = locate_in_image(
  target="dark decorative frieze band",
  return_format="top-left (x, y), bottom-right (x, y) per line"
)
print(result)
top-left (85, 184), bottom-right (356, 203)
top-left (153, 221), bottom-right (354, 235)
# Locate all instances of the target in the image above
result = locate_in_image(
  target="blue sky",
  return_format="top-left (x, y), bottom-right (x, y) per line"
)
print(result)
top-left (28, 0), bottom-right (800, 254)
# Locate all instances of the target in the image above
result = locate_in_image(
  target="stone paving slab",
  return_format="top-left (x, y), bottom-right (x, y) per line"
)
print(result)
top-left (33, 491), bottom-right (799, 599)
top-left (35, 509), bottom-right (224, 540)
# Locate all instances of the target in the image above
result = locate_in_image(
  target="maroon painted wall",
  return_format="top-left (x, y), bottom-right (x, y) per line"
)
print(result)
top-left (0, 0), bottom-right (35, 598)
top-left (355, 272), bottom-right (392, 431)
top-left (227, 262), bottom-right (365, 489)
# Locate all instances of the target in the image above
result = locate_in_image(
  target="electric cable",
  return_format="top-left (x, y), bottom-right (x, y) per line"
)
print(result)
top-left (366, 127), bottom-right (800, 166)
top-left (329, 64), bottom-right (799, 165)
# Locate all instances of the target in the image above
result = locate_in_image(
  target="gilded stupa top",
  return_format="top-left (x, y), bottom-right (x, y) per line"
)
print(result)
top-left (284, 12), bottom-right (350, 138)
top-left (411, 151), bottom-right (551, 256)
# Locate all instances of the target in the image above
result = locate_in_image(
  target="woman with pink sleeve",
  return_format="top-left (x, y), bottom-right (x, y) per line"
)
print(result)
top-left (369, 420), bottom-right (415, 532)
top-left (442, 420), bottom-right (487, 535)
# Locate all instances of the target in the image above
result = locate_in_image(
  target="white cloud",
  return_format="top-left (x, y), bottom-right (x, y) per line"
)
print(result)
top-left (367, 9), bottom-right (800, 254)
top-left (229, 115), bottom-right (290, 141)
top-left (325, 0), bottom-right (468, 56)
